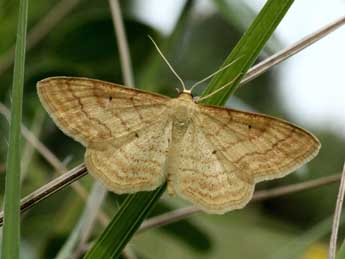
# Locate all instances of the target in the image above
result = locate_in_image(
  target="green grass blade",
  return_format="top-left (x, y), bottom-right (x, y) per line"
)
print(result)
top-left (83, 185), bottom-right (166, 258)
top-left (201, 0), bottom-right (294, 105)
top-left (213, 0), bottom-right (283, 55)
top-left (0, 1), bottom-right (28, 259)
top-left (83, 1), bottom-right (294, 258)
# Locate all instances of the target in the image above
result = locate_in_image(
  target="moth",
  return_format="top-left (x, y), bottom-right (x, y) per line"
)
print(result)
top-left (37, 76), bottom-right (320, 214)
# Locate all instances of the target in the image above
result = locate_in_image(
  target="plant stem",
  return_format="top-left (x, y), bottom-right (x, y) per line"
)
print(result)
top-left (1, 1), bottom-right (28, 258)
top-left (240, 15), bottom-right (345, 86)
top-left (329, 162), bottom-right (345, 259)
top-left (108, 0), bottom-right (135, 87)
top-left (139, 174), bottom-right (341, 232)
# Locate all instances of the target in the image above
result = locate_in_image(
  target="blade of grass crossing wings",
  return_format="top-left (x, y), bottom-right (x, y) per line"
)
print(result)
top-left (83, 184), bottom-right (166, 258)
top-left (201, 0), bottom-right (295, 106)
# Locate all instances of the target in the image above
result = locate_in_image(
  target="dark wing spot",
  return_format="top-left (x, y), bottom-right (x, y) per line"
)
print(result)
top-left (109, 96), bottom-right (113, 101)
top-left (248, 125), bottom-right (252, 129)
top-left (212, 150), bottom-right (217, 154)
top-left (135, 132), bottom-right (139, 138)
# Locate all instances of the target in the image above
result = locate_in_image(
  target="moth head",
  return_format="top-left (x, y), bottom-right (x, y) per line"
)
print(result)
top-left (177, 89), bottom-right (193, 99)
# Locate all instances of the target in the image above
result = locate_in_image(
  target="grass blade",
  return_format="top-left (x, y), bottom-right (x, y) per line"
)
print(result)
top-left (83, 185), bottom-right (166, 258)
top-left (213, 0), bottom-right (283, 55)
top-left (201, 0), bottom-right (294, 105)
top-left (0, 1), bottom-right (28, 258)
top-left (0, 164), bottom-right (87, 227)
top-left (329, 162), bottom-right (345, 259)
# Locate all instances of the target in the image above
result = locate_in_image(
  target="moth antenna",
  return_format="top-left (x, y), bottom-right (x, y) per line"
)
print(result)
top-left (189, 56), bottom-right (243, 93)
top-left (197, 74), bottom-right (242, 102)
top-left (148, 35), bottom-right (186, 91)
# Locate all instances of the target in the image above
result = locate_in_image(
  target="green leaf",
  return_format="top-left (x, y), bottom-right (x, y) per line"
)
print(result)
top-left (201, 0), bottom-right (294, 105)
top-left (83, 0), bottom-right (294, 258)
top-left (83, 185), bottom-right (166, 258)
top-left (1, 1), bottom-right (28, 259)
top-left (213, 0), bottom-right (283, 55)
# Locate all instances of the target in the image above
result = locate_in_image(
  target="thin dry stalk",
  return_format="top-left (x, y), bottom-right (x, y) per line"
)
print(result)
top-left (0, 103), bottom-right (86, 197)
top-left (0, 163), bottom-right (87, 226)
top-left (108, 0), bottom-right (135, 87)
top-left (328, 162), bottom-right (345, 259)
top-left (73, 1), bottom-right (136, 257)
top-left (240, 15), bottom-right (345, 86)
top-left (0, 103), bottom-right (109, 226)
top-left (252, 174), bottom-right (341, 202)
top-left (0, 169), bottom-right (340, 230)
top-left (139, 174), bottom-right (341, 232)
top-left (21, 109), bottom-right (45, 179)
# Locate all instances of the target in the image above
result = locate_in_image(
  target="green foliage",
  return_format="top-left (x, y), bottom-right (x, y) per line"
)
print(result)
top-left (84, 185), bottom-right (166, 258)
top-left (1, 1), bottom-right (28, 259)
top-left (202, 0), bottom-right (294, 105)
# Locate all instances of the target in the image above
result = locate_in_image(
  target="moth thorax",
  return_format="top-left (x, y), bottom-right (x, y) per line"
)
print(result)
top-left (170, 98), bottom-right (196, 128)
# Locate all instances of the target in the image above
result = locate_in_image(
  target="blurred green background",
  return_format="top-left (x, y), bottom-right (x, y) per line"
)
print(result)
top-left (0, 0), bottom-right (344, 258)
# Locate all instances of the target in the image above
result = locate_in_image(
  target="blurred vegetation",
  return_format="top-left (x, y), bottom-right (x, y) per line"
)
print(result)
top-left (0, 0), bottom-right (344, 258)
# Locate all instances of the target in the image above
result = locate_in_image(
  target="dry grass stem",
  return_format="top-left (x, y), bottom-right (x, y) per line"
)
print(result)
top-left (240, 15), bottom-right (345, 86)
top-left (252, 174), bottom-right (341, 202)
top-left (0, 104), bottom-right (65, 173)
top-left (0, 168), bottom-right (340, 230)
top-left (0, 102), bottom-right (109, 226)
top-left (108, 0), bottom-right (135, 87)
top-left (0, 103), bottom-right (86, 197)
top-left (328, 162), bottom-right (345, 259)
top-left (21, 109), bottom-right (45, 179)
top-left (0, 163), bottom-right (87, 226)
top-left (139, 174), bottom-right (341, 232)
